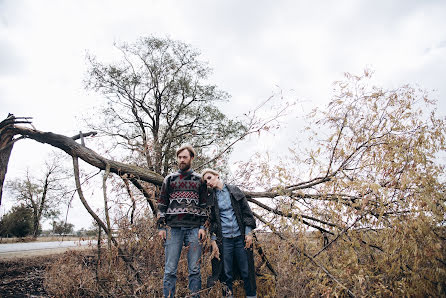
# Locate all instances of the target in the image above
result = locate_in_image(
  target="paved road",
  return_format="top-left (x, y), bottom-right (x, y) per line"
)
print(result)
top-left (0, 240), bottom-right (97, 259)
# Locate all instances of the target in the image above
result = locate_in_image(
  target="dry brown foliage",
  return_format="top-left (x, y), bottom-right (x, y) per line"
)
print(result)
top-left (41, 215), bottom-right (446, 297)
top-left (44, 218), bottom-right (279, 297)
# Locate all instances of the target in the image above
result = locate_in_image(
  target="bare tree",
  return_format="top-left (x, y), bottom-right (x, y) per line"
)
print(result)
top-left (6, 156), bottom-right (70, 237)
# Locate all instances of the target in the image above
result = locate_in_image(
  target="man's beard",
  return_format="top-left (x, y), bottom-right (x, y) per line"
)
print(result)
top-left (179, 162), bottom-right (191, 171)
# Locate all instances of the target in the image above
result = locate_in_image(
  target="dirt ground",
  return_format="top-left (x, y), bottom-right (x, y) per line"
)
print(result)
top-left (0, 247), bottom-right (92, 297)
top-left (0, 255), bottom-right (57, 297)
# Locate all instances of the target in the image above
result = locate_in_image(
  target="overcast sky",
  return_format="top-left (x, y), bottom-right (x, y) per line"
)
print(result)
top-left (1, 0), bottom-right (445, 230)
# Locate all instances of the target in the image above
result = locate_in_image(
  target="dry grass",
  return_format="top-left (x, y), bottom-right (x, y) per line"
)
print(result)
top-left (42, 221), bottom-right (446, 297)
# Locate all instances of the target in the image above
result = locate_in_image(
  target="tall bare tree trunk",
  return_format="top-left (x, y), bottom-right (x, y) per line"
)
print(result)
top-left (0, 115), bottom-right (17, 204)
top-left (102, 163), bottom-right (112, 250)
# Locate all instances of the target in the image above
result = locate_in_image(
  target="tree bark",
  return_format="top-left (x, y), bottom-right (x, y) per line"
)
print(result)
top-left (0, 115), bottom-right (18, 204)
top-left (0, 142), bottom-right (13, 205)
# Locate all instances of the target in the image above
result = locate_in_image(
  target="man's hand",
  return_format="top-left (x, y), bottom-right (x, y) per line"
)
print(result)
top-left (198, 228), bottom-right (206, 241)
top-left (211, 240), bottom-right (220, 260)
top-left (245, 234), bottom-right (253, 249)
top-left (158, 229), bottom-right (166, 241)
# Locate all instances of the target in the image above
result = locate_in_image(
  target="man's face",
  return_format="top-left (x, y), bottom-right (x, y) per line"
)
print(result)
top-left (177, 149), bottom-right (193, 171)
top-left (203, 172), bottom-right (219, 188)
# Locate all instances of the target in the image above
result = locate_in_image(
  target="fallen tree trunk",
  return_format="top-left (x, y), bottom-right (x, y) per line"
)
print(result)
top-left (11, 125), bottom-right (164, 186)
top-left (0, 115), bottom-right (335, 231)
top-left (0, 115), bottom-right (29, 204)
top-left (0, 116), bottom-right (163, 204)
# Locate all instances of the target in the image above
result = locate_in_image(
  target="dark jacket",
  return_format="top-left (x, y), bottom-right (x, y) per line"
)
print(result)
top-left (206, 184), bottom-right (257, 290)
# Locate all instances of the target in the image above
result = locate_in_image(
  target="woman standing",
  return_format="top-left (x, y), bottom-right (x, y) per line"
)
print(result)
top-left (202, 168), bottom-right (257, 298)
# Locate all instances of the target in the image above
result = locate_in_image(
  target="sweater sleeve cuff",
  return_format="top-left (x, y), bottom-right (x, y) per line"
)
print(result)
top-left (199, 225), bottom-right (205, 230)
top-left (211, 234), bottom-right (217, 241)
top-left (245, 226), bottom-right (252, 235)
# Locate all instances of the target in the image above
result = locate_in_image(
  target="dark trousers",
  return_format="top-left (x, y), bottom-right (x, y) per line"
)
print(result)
top-left (222, 236), bottom-right (256, 296)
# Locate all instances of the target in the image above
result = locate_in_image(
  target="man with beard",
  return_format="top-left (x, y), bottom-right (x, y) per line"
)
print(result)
top-left (157, 144), bottom-right (208, 298)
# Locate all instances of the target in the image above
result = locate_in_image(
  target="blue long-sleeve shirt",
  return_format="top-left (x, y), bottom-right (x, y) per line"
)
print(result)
top-left (212, 185), bottom-right (252, 240)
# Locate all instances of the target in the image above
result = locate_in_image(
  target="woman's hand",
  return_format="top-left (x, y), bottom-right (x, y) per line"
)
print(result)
top-left (198, 228), bottom-right (206, 241)
top-left (211, 240), bottom-right (220, 260)
top-left (245, 234), bottom-right (253, 249)
top-left (158, 229), bottom-right (166, 241)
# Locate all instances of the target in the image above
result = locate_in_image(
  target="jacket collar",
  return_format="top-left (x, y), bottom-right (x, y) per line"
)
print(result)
top-left (226, 184), bottom-right (245, 201)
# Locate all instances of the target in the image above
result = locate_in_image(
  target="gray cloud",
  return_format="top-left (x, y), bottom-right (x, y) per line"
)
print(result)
top-left (0, 40), bottom-right (24, 76)
top-left (437, 40), bottom-right (446, 49)
top-left (0, 0), bottom-right (8, 27)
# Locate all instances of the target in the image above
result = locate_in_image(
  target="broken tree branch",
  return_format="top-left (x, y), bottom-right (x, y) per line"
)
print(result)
top-left (72, 156), bottom-right (142, 284)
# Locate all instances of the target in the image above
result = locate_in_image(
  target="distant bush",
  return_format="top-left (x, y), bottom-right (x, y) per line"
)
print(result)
top-left (0, 204), bottom-right (33, 238)
top-left (52, 220), bottom-right (74, 235)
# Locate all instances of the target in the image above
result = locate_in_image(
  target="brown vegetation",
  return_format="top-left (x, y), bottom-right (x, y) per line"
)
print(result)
top-left (40, 220), bottom-right (446, 297)
top-left (43, 219), bottom-right (278, 297)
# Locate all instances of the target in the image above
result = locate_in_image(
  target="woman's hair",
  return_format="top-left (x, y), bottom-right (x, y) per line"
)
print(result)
top-left (200, 168), bottom-right (220, 181)
top-left (176, 144), bottom-right (196, 158)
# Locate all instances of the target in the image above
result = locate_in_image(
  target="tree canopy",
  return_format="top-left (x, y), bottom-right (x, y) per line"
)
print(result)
top-left (85, 36), bottom-right (247, 176)
top-left (52, 220), bottom-right (74, 235)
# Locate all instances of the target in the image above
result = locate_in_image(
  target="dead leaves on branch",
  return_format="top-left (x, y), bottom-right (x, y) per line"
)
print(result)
top-left (232, 71), bottom-right (446, 296)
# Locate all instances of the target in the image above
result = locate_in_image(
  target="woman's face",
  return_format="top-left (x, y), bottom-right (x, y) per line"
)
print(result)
top-left (203, 172), bottom-right (219, 188)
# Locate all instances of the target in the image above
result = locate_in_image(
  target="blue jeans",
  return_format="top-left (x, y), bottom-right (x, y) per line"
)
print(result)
top-left (163, 227), bottom-right (202, 298)
top-left (222, 236), bottom-right (256, 297)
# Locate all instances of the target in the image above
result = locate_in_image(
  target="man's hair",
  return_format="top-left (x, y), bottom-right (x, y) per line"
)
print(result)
top-left (201, 168), bottom-right (220, 181)
top-left (176, 144), bottom-right (196, 158)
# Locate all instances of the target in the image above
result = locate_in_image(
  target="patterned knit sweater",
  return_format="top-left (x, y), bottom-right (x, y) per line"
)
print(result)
top-left (157, 169), bottom-right (207, 229)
